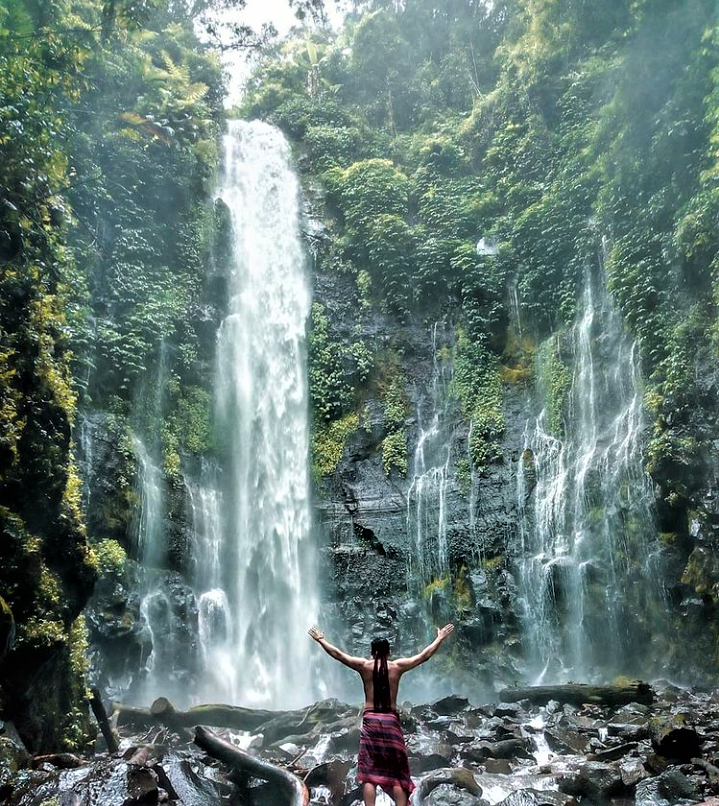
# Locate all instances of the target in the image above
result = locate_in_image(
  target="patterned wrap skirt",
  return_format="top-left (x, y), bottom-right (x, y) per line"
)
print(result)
top-left (357, 708), bottom-right (415, 795)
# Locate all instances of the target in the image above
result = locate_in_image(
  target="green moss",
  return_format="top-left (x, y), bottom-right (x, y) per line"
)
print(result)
top-left (483, 555), bottom-right (504, 572)
top-left (311, 412), bottom-right (360, 477)
top-left (681, 547), bottom-right (719, 602)
top-left (500, 363), bottom-right (533, 385)
top-left (383, 374), bottom-right (408, 427)
top-left (38, 567), bottom-right (62, 607)
top-left (382, 429), bottom-right (407, 476)
top-left (454, 566), bottom-right (472, 612)
top-left (455, 456), bottom-right (471, 494)
top-left (424, 576), bottom-right (449, 598)
top-left (94, 539), bottom-right (127, 578)
top-left (172, 386), bottom-right (213, 455)
top-left (539, 335), bottom-right (571, 437)
top-left (357, 268), bottom-right (372, 309)
top-left (21, 618), bottom-right (66, 647)
top-left (452, 328), bottom-right (504, 472)
top-left (62, 458), bottom-right (85, 531)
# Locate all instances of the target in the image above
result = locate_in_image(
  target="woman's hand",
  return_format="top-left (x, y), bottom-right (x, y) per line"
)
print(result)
top-left (436, 623), bottom-right (455, 641)
top-left (308, 626), bottom-right (325, 642)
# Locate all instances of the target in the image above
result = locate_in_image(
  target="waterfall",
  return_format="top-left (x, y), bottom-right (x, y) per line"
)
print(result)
top-left (515, 272), bottom-right (666, 683)
top-left (407, 323), bottom-right (454, 587)
top-left (203, 119), bottom-right (317, 708)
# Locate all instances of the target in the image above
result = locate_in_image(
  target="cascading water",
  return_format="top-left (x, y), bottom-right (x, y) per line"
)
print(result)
top-left (515, 269), bottom-right (667, 683)
top-left (406, 323), bottom-right (454, 586)
top-left (201, 119), bottom-right (318, 708)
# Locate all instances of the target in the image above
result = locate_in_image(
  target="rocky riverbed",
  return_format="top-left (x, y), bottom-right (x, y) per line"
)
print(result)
top-left (4, 683), bottom-right (719, 806)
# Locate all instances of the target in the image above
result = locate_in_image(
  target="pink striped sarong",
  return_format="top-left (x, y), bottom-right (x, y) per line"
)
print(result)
top-left (357, 709), bottom-right (415, 795)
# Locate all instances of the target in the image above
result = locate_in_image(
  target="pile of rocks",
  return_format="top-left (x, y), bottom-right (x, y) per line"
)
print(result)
top-left (3, 682), bottom-right (719, 806)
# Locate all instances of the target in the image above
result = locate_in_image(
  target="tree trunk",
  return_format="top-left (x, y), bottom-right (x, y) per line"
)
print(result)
top-left (499, 682), bottom-right (654, 707)
top-left (113, 700), bottom-right (285, 731)
top-left (194, 725), bottom-right (309, 806)
top-left (90, 687), bottom-right (119, 754)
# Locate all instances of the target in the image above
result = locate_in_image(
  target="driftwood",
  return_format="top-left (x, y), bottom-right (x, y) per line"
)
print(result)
top-left (114, 697), bottom-right (355, 747)
top-left (114, 699), bottom-right (283, 731)
top-left (411, 768), bottom-right (482, 804)
top-left (194, 725), bottom-right (309, 806)
top-left (31, 753), bottom-right (87, 769)
top-left (90, 687), bottom-right (119, 754)
top-left (499, 682), bottom-right (654, 707)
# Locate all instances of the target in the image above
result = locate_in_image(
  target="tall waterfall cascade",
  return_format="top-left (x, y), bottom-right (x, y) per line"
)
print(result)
top-left (407, 323), bottom-right (455, 587)
top-left (133, 120), bottom-right (318, 708)
top-left (515, 272), bottom-right (667, 683)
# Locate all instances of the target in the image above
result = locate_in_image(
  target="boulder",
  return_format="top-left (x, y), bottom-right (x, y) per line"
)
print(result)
top-left (608, 722), bottom-right (650, 741)
top-left (591, 742), bottom-right (638, 762)
top-left (494, 703), bottom-right (525, 719)
top-left (483, 758), bottom-right (513, 774)
top-left (620, 758), bottom-right (650, 787)
top-left (124, 766), bottom-right (159, 805)
top-left (426, 783), bottom-right (487, 805)
top-left (497, 790), bottom-right (578, 806)
top-left (157, 753), bottom-right (232, 806)
top-left (433, 696), bottom-right (471, 716)
top-left (544, 726), bottom-right (590, 755)
top-left (574, 761), bottom-right (623, 799)
top-left (635, 769), bottom-right (697, 806)
top-left (411, 752), bottom-right (453, 773)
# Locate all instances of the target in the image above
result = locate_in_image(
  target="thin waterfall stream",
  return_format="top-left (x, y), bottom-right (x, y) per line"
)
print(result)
top-left (515, 270), bottom-right (667, 683)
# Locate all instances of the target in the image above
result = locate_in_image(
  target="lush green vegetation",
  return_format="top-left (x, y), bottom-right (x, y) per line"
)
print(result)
top-left (244, 0), bottom-right (719, 529)
top-left (4, 0), bottom-right (719, 749)
top-left (0, 0), bottom-right (223, 750)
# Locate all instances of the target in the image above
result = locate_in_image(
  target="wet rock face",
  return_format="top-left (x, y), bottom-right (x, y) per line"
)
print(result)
top-left (314, 269), bottom-right (526, 689)
top-left (85, 563), bottom-right (199, 703)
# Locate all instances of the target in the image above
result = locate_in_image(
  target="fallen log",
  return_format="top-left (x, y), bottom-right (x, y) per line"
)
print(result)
top-left (411, 767), bottom-right (482, 804)
top-left (499, 682), bottom-right (654, 707)
top-left (90, 687), bottom-right (119, 754)
top-left (114, 700), bottom-right (288, 731)
top-left (650, 716), bottom-right (702, 761)
top-left (194, 725), bottom-right (309, 806)
top-left (113, 698), bottom-right (353, 744)
top-left (31, 753), bottom-right (86, 769)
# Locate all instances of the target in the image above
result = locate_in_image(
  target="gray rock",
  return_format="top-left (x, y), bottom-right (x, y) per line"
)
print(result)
top-left (157, 753), bottom-right (231, 806)
top-left (635, 770), bottom-right (698, 806)
top-left (426, 784), bottom-right (487, 805)
top-left (544, 726), bottom-right (589, 755)
top-left (575, 761), bottom-right (623, 799)
top-left (497, 789), bottom-right (578, 806)
top-left (620, 758), bottom-right (650, 787)
top-left (591, 742), bottom-right (639, 762)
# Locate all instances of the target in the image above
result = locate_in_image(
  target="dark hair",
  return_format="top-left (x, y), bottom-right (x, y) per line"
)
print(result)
top-left (370, 638), bottom-right (391, 711)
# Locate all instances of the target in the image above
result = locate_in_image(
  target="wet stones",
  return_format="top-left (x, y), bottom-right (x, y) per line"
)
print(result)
top-left (573, 761), bottom-right (623, 799)
top-left (635, 769), bottom-right (698, 806)
top-left (544, 725), bottom-right (591, 756)
top-left (497, 790), bottom-right (578, 806)
top-left (620, 757), bottom-right (651, 787)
